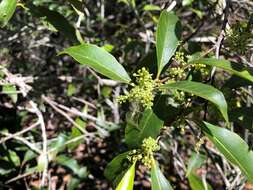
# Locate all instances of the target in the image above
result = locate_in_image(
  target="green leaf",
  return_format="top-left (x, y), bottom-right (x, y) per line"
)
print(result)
top-left (55, 155), bottom-right (88, 179)
top-left (156, 11), bottom-right (181, 77)
top-left (59, 44), bottom-right (131, 83)
top-left (0, 0), bottom-right (17, 27)
top-left (159, 81), bottom-right (228, 122)
top-left (4, 149), bottom-right (20, 167)
top-left (143, 5), bottom-right (161, 11)
top-left (201, 122), bottom-right (253, 183)
top-left (186, 153), bottom-right (213, 190)
top-left (188, 173), bottom-right (213, 190)
top-left (190, 8), bottom-right (204, 19)
top-left (116, 162), bottom-right (136, 190)
top-left (48, 133), bottom-right (68, 159)
top-left (104, 151), bottom-right (131, 184)
top-left (125, 109), bottom-right (164, 148)
top-left (23, 149), bottom-right (37, 163)
top-left (182, 0), bottom-right (194, 6)
top-left (67, 177), bottom-right (80, 190)
top-left (2, 84), bottom-right (18, 103)
top-left (67, 118), bottom-right (86, 150)
top-left (153, 94), bottom-right (181, 122)
top-left (0, 149), bottom-right (20, 175)
top-left (189, 58), bottom-right (253, 83)
top-left (186, 152), bottom-right (206, 177)
top-left (28, 4), bottom-right (77, 42)
top-left (151, 159), bottom-right (173, 190)
top-left (67, 84), bottom-right (76, 96)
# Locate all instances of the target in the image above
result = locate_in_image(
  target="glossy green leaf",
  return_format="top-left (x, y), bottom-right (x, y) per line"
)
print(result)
top-left (104, 151), bottom-right (131, 184)
top-left (160, 81), bottom-right (228, 122)
top-left (188, 173), bottom-right (213, 190)
top-left (156, 11), bottom-right (181, 77)
top-left (201, 122), bottom-right (253, 183)
top-left (0, 0), bottom-right (17, 27)
top-left (116, 162), bottom-right (136, 190)
top-left (151, 159), bottom-right (173, 190)
top-left (189, 58), bottom-right (253, 83)
top-left (59, 44), bottom-right (131, 83)
top-left (125, 109), bottom-right (164, 148)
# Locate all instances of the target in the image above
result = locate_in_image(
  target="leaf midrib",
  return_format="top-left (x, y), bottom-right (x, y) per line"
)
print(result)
top-left (212, 135), bottom-right (252, 181)
top-left (154, 165), bottom-right (162, 190)
top-left (67, 51), bottom-right (129, 82)
top-left (138, 110), bottom-right (153, 141)
top-left (157, 16), bottom-right (172, 72)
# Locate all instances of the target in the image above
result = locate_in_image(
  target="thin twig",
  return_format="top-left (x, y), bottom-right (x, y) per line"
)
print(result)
top-left (42, 95), bottom-right (90, 136)
top-left (0, 132), bottom-right (41, 154)
top-left (29, 101), bottom-right (48, 187)
top-left (0, 121), bottom-right (39, 144)
top-left (43, 96), bottom-right (115, 126)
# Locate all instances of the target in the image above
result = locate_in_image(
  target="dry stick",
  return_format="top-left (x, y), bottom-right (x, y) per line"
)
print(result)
top-left (29, 101), bottom-right (48, 187)
top-left (0, 121), bottom-right (39, 144)
top-left (43, 96), bottom-right (115, 126)
top-left (72, 97), bottom-right (97, 109)
top-left (0, 133), bottom-right (41, 154)
top-left (105, 87), bottom-right (120, 124)
top-left (86, 67), bottom-right (101, 96)
top-left (228, 168), bottom-right (242, 190)
top-left (5, 171), bottom-right (35, 184)
top-left (43, 96), bottom-right (111, 138)
top-left (42, 96), bottom-right (89, 136)
top-left (210, 0), bottom-right (230, 79)
top-left (42, 96), bottom-right (107, 137)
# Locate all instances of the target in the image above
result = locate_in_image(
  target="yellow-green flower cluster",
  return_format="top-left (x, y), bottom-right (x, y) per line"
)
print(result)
top-left (170, 67), bottom-right (187, 79)
top-left (226, 22), bottom-right (252, 54)
top-left (118, 67), bottom-right (156, 108)
top-left (127, 137), bottom-right (160, 168)
top-left (174, 51), bottom-right (187, 65)
top-left (170, 51), bottom-right (188, 80)
top-left (141, 137), bottom-right (160, 154)
top-left (191, 63), bottom-right (209, 76)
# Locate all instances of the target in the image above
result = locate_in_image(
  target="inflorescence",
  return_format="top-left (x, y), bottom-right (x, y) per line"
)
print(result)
top-left (127, 137), bottom-right (160, 168)
top-left (118, 67), bottom-right (157, 109)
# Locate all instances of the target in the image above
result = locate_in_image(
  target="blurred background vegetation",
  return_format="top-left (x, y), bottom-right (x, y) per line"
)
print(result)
top-left (0, 0), bottom-right (253, 189)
